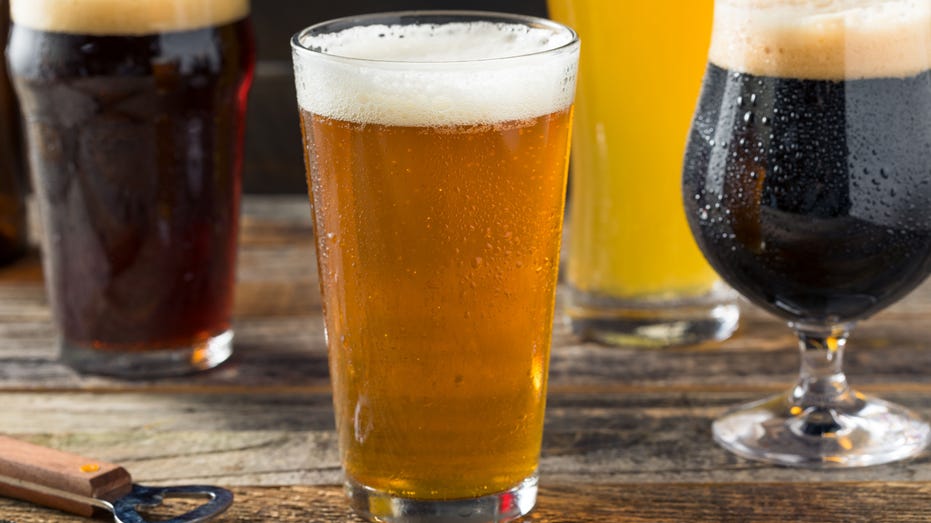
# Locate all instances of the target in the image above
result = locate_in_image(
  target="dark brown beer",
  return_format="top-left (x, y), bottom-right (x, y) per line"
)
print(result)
top-left (682, 1), bottom-right (931, 323)
top-left (8, 1), bottom-right (254, 352)
top-left (0, 0), bottom-right (26, 264)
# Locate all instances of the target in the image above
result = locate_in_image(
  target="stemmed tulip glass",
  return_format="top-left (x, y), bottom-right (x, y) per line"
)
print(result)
top-left (682, 0), bottom-right (931, 467)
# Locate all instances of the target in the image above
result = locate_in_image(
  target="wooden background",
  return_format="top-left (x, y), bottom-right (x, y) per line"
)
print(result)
top-left (3, 196), bottom-right (931, 521)
top-left (243, 0), bottom-right (548, 194)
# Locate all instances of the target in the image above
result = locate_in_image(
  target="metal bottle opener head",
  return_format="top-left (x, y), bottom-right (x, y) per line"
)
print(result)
top-left (97, 484), bottom-right (234, 523)
top-left (0, 474), bottom-right (233, 523)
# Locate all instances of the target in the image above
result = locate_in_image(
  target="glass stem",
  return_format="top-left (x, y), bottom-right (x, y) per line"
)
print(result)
top-left (789, 323), bottom-right (863, 435)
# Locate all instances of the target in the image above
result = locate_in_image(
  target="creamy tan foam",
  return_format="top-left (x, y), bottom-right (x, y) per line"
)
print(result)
top-left (709, 0), bottom-right (931, 79)
top-left (292, 22), bottom-right (579, 126)
top-left (11, 0), bottom-right (249, 35)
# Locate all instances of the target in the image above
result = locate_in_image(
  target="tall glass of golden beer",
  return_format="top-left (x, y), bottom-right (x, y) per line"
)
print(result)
top-left (547, 0), bottom-right (739, 346)
top-left (291, 11), bottom-right (579, 522)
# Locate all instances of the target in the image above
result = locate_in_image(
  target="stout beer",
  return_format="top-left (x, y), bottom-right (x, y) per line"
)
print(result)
top-left (0, 0), bottom-right (25, 264)
top-left (683, 0), bottom-right (931, 323)
top-left (8, 0), bottom-right (254, 375)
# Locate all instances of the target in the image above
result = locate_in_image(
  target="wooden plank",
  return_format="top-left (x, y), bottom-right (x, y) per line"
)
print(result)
top-left (2, 303), bottom-right (931, 393)
top-left (5, 195), bottom-right (931, 387)
top-left (4, 391), bottom-right (931, 487)
top-left (4, 194), bottom-right (931, 520)
top-left (2, 283), bottom-right (931, 392)
top-left (0, 482), bottom-right (928, 523)
top-left (3, 196), bottom-right (931, 393)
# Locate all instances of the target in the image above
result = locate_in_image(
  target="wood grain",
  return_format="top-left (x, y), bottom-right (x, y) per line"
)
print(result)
top-left (0, 482), bottom-right (928, 523)
top-left (4, 390), bottom-right (931, 487)
top-left (3, 197), bottom-right (930, 394)
top-left (4, 195), bottom-right (931, 521)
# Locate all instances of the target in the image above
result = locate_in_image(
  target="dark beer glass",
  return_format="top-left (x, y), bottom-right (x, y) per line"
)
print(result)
top-left (0, 0), bottom-right (26, 265)
top-left (8, 0), bottom-right (255, 377)
top-left (683, 0), bottom-right (931, 466)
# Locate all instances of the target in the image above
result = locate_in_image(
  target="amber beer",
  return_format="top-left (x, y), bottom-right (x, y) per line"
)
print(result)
top-left (8, 0), bottom-right (254, 377)
top-left (292, 12), bottom-right (579, 522)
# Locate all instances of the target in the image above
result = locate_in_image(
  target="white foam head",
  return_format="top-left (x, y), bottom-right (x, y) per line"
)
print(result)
top-left (709, 0), bottom-right (931, 79)
top-left (291, 19), bottom-right (580, 126)
top-left (11, 0), bottom-right (249, 35)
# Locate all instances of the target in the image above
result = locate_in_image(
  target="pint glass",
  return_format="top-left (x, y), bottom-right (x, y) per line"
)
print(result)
top-left (8, 0), bottom-right (255, 377)
top-left (548, 0), bottom-right (739, 346)
top-left (292, 11), bottom-right (579, 522)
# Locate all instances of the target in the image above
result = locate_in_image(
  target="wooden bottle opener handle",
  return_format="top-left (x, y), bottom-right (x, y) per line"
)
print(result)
top-left (0, 435), bottom-right (133, 517)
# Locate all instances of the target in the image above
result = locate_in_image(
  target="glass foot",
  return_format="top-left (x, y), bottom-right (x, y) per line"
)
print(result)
top-left (346, 474), bottom-right (537, 523)
top-left (566, 285), bottom-right (739, 347)
top-left (713, 392), bottom-right (931, 468)
top-left (60, 329), bottom-right (234, 379)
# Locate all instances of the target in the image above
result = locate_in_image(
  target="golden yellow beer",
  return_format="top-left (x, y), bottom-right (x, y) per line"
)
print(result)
top-left (301, 109), bottom-right (571, 498)
top-left (549, 0), bottom-right (714, 297)
top-left (292, 13), bottom-right (579, 512)
top-left (548, 0), bottom-right (737, 345)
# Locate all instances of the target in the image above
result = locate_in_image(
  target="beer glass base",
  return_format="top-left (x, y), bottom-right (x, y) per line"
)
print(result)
top-left (566, 287), bottom-right (739, 347)
top-left (345, 474), bottom-right (538, 523)
top-left (60, 329), bottom-right (234, 379)
top-left (713, 392), bottom-right (931, 468)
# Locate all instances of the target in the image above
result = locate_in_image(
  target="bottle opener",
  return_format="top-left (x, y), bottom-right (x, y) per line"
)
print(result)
top-left (0, 436), bottom-right (233, 522)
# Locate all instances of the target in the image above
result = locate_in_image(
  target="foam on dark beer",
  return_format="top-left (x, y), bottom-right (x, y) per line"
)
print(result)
top-left (11, 0), bottom-right (249, 35)
top-left (709, 0), bottom-right (931, 79)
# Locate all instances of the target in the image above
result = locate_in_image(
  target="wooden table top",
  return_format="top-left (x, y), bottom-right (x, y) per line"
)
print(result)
top-left (3, 195), bottom-right (931, 522)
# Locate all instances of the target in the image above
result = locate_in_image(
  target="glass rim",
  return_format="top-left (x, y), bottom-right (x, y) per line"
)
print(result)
top-left (290, 10), bottom-right (579, 66)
